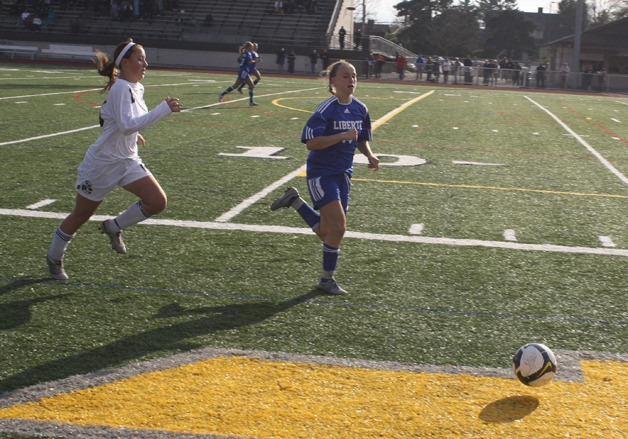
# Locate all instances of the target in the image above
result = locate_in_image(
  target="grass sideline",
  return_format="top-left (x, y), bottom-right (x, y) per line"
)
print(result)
top-left (0, 63), bottom-right (627, 438)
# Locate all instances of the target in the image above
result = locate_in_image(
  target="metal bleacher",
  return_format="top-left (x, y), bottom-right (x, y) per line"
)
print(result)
top-left (0, 0), bottom-right (339, 48)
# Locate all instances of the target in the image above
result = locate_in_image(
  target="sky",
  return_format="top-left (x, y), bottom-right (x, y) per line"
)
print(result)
top-left (367, 0), bottom-right (558, 23)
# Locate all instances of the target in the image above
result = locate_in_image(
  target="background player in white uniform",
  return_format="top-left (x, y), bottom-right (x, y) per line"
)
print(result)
top-left (270, 61), bottom-right (379, 295)
top-left (47, 38), bottom-right (182, 280)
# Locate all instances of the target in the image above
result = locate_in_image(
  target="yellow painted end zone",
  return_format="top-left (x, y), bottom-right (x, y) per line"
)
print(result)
top-left (0, 357), bottom-right (625, 438)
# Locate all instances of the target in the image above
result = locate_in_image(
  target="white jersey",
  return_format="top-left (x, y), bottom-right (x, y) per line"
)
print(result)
top-left (83, 78), bottom-right (171, 166)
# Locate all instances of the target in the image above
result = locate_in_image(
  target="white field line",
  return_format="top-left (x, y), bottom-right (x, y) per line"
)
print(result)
top-left (0, 88), bottom-right (100, 100)
top-left (0, 86), bottom-right (321, 147)
top-left (26, 199), bottom-right (56, 209)
top-left (214, 91), bottom-right (436, 222)
top-left (2, 208), bottom-right (627, 257)
top-left (503, 229), bottom-right (517, 242)
top-left (0, 125), bottom-right (101, 146)
top-left (598, 236), bottom-right (616, 248)
top-left (525, 96), bottom-right (628, 185)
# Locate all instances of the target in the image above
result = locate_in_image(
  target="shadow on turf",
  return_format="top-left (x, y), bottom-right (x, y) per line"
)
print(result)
top-left (0, 278), bottom-right (65, 330)
top-left (479, 395), bottom-right (539, 423)
top-left (0, 289), bottom-right (322, 393)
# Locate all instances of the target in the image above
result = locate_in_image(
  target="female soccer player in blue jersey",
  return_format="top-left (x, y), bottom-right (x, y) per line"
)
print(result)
top-left (219, 41), bottom-right (258, 106)
top-left (270, 61), bottom-right (379, 295)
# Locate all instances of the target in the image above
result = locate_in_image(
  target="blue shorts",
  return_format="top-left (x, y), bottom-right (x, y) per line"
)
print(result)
top-left (307, 173), bottom-right (351, 212)
top-left (238, 69), bottom-right (250, 82)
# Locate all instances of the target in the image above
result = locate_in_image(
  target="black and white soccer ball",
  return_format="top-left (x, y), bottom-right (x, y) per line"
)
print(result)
top-left (512, 343), bottom-right (557, 387)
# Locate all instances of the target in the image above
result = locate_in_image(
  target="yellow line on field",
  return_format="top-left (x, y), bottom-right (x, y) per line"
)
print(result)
top-left (272, 90), bottom-right (435, 120)
top-left (371, 90), bottom-right (434, 130)
top-left (352, 177), bottom-right (628, 199)
top-left (0, 358), bottom-right (625, 438)
top-left (272, 97), bottom-right (314, 113)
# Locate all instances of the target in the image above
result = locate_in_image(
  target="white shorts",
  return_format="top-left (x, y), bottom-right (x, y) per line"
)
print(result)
top-left (76, 157), bottom-right (152, 201)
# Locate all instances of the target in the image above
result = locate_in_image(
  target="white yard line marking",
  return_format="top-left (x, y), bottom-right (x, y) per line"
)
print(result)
top-left (610, 118), bottom-right (621, 123)
top-left (214, 91), bottom-right (435, 223)
top-left (214, 165), bottom-right (306, 222)
top-left (503, 229), bottom-right (517, 242)
top-left (0, 125), bottom-right (100, 146)
top-left (598, 236), bottom-right (616, 248)
top-left (26, 199), bottom-right (56, 209)
top-left (408, 224), bottom-right (424, 235)
top-left (0, 87), bottom-right (321, 147)
top-left (525, 96), bottom-right (628, 185)
top-left (0, 88), bottom-right (99, 100)
top-left (2, 208), bottom-right (627, 257)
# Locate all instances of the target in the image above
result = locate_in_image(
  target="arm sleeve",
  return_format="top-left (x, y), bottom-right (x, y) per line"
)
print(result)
top-left (111, 86), bottom-right (172, 136)
top-left (301, 112), bottom-right (327, 143)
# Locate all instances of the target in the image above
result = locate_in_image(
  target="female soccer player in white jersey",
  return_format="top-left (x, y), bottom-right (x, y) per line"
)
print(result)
top-left (47, 38), bottom-right (182, 280)
top-left (270, 61), bottom-right (379, 295)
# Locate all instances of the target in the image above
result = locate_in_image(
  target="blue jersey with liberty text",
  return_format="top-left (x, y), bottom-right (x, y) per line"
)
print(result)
top-left (301, 96), bottom-right (372, 177)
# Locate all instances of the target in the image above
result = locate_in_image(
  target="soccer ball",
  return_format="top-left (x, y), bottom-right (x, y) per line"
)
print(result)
top-left (512, 343), bottom-right (557, 387)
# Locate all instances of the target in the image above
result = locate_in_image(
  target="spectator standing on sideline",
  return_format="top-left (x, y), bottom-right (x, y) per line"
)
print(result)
top-left (431, 57), bottom-right (440, 83)
top-left (396, 52), bottom-right (407, 80)
top-left (338, 26), bottom-right (346, 50)
top-left (441, 58), bottom-right (451, 84)
top-left (320, 49), bottom-right (330, 71)
top-left (463, 55), bottom-right (473, 84)
top-left (452, 58), bottom-right (461, 84)
top-left (596, 65), bottom-right (606, 91)
top-left (47, 39), bottom-right (182, 280)
top-left (310, 49), bottom-right (319, 75)
top-left (425, 57), bottom-right (433, 82)
top-left (276, 47), bottom-right (287, 73)
top-left (269, 61), bottom-right (379, 296)
top-left (536, 63), bottom-right (547, 88)
top-left (374, 53), bottom-right (385, 78)
top-left (354, 28), bottom-right (362, 51)
top-left (581, 64), bottom-right (594, 91)
top-left (287, 49), bottom-right (297, 73)
top-left (512, 61), bottom-right (522, 86)
top-left (415, 55), bottom-right (425, 80)
top-left (559, 62), bottom-right (570, 88)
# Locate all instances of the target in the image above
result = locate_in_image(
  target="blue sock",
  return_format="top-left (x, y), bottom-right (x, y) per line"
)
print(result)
top-left (322, 243), bottom-right (339, 278)
top-left (223, 86), bottom-right (234, 96)
top-left (249, 88), bottom-right (254, 102)
top-left (296, 203), bottom-right (320, 230)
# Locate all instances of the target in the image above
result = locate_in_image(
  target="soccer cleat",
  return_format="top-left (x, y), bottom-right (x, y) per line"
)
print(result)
top-left (249, 101), bottom-right (258, 106)
top-left (99, 220), bottom-right (127, 254)
top-left (47, 256), bottom-right (69, 280)
top-left (270, 187), bottom-right (299, 211)
top-left (318, 278), bottom-right (348, 295)
top-left (218, 93), bottom-right (224, 102)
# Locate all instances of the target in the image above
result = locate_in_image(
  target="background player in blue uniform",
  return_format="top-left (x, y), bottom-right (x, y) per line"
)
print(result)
top-left (270, 61), bottom-right (379, 295)
top-left (237, 42), bottom-right (261, 94)
top-left (218, 41), bottom-right (258, 106)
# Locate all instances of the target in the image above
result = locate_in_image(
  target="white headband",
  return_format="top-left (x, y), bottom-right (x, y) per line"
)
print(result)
top-left (115, 42), bottom-right (136, 68)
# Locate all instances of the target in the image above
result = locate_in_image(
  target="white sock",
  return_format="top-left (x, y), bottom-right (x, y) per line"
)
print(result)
top-left (110, 201), bottom-right (150, 232)
top-left (48, 227), bottom-right (74, 261)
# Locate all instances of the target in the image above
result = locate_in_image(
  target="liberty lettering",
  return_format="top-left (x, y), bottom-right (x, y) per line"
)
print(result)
top-left (333, 120), bottom-right (362, 130)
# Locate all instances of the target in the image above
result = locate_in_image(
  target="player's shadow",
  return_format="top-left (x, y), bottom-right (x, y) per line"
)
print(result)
top-left (0, 278), bottom-right (65, 330)
top-left (479, 395), bottom-right (539, 423)
top-left (0, 289), bottom-right (322, 392)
